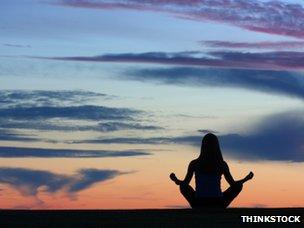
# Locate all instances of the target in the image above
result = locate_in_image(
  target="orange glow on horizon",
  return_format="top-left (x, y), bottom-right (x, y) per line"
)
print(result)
top-left (0, 145), bottom-right (303, 209)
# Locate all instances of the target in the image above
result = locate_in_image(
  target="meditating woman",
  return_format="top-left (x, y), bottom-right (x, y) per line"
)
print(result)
top-left (170, 133), bottom-right (254, 209)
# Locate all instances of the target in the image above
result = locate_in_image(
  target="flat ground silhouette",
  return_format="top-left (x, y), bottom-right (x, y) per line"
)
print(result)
top-left (0, 208), bottom-right (303, 227)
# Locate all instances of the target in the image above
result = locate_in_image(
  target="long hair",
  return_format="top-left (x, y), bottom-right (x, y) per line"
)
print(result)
top-left (198, 133), bottom-right (224, 173)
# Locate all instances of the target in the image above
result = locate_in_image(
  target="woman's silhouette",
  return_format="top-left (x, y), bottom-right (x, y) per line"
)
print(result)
top-left (170, 133), bottom-right (254, 209)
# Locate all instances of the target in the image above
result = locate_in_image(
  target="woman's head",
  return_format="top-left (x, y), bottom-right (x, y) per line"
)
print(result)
top-left (199, 133), bottom-right (224, 167)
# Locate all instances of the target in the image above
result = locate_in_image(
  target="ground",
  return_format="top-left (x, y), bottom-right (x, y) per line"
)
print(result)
top-left (0, 208), bottom-right (303, 227)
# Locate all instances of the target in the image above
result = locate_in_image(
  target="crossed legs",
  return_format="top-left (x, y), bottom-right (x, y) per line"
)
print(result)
top-left (179, 182), bottom-right (242, 208)
top-left (171, 172), bottom-right (252, 209)
top-left (179, 182), bottom-right (196, 208)
top-left (222, 182), bottom-right (243, 208)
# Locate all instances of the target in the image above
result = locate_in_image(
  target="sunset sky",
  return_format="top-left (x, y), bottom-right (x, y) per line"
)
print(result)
top-left (0, 0), bottom-right (304, 209)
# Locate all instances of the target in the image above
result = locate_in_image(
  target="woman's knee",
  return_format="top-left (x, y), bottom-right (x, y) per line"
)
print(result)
top-left (179, 182), bottom-right (193, 195)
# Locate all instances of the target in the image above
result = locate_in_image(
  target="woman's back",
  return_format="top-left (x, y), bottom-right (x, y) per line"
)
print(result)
top-left (193, 160), bottom-right (223, 198)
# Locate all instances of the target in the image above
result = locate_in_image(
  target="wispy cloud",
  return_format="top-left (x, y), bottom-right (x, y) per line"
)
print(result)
top-left (0, 146), bottom-right (150, 158)
top-left (0, 105), bottom-right (139, 121)
top-left (201, 40), bottom-right (304, 50)
top-left (72, 135), bottom-right (207, 146)
top-left (58, 0), bottom-right (304, 39)
top-left (37, 51), bottom-right (304, 71)
top-left (0, 119), bottom-right (161, 132)
top-left (127, 67), bottom-right (304, 101)
top-left (198, 129), bottom-right (218, 134)
top-left (0, 90), bottom-right (160, 134)
top-left (0, 129), bottom-right (39, 142)
top-left (73, 110), bottom-right (304, 162)
top-left (0, 93), bottom-right (141, 132)
top-left (0, 90), bottom-right (109, 107)
top-left (72, 136), bottom-right (177, 145)
top-left (0, 167), bottom-right (128, 196)
top-left (88, 122), bottom-right (161, 131)
top-left (3, 43), bottom-right (31, 48)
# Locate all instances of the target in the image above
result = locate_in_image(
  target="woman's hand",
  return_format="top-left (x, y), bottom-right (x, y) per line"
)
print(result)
top-left (241, 171), bottom-right (254, 184)
top-left (248, 171), bottom-right (254, 179)
top-left (246, 171), bottom-right (254, 180)
top-left (169, 173), bottom-right (182, 185)
top-left (235, 171), bottom-right (254, 186)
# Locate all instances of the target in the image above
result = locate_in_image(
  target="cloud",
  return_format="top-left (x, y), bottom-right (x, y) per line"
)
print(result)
top-left (198, 129), bottom-right (218, 134)
top-left (58, 0), bottom-right (304, 39)
top-left (72, 135), bottom-right (202, 145)
top-left (0, 146), bottom-right (150, 158)
top-left (0, 167), bottom-right (126, 196)
top-left (0, 90), bottom-right (109, 107)
top-left (67, 169), bottom-right (125, 192)
top-left (201, 40), bottom-right (304, 50)
top-left (37, 51), bottom-right (304, 71)
top-left (0, 129), bottom-right (39, 142)
top-left (127, 67), bottom-right (304, 101)
top-left (89, 122), bottom-right (161, 131)
top-left (0, 119), bottom-right (161, 132)
top-left (73, 110), bottom-right (304, 162)
top-left (0, 90), bottom-right (160, 134)
top-left (252, 204), bottom-right (267, 208)
top-left (0, 105), bottom-right (139, 121)
top-left (173, 114), bottom-right (218, 119)
top-left (219, 110), bottom-right (304, 162)
top-left (3, 43), bottom-right (31, 48)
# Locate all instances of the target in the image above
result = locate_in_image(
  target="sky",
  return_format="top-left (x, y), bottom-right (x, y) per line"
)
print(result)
top-left (0, 0), bottom-right (303, 209)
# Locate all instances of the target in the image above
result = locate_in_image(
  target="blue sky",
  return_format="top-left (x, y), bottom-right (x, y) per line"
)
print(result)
top-left (1, 0), bottom-right (304, 158)
top-left (1, 0), bottom-right (304, 160)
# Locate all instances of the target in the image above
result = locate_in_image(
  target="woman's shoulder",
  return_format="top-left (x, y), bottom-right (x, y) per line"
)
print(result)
top-left (188, 159), bottom-right (199, 169)
top-left (189, 159), bottom-right (198, 166)
top-left (221, 160), bottom-right (229, 171)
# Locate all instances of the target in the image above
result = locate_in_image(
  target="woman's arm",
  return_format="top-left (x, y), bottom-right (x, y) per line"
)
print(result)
top-left (223, 161), bottom-right (254, 186)
top-left (223, 162), bottom-right (236, 186)
top-left (170, 160), bottom-right (195, 185)
top-left (182, 160), bottom-right (195, 185)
